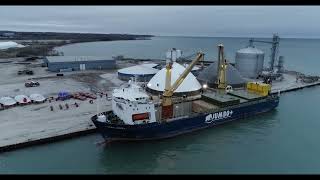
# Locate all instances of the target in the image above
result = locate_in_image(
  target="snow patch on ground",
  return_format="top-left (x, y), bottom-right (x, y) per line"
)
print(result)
top-left (100, 73), bottom-right (126, 87)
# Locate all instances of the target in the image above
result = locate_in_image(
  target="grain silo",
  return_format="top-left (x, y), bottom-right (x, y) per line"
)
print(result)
top-left (235, 46), bottom-right (264, 78)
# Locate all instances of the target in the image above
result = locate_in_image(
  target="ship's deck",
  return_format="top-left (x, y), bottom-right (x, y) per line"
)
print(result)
top-left (227, 89), bottom-right (264, 101)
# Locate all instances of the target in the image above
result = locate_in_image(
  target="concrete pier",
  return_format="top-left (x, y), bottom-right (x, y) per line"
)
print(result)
top-left (0, 97), bottom-right (111, 153)
top-left (270, 73), bottom-right (320, 94)
top-left (0, 58), bottom-right (119, 153)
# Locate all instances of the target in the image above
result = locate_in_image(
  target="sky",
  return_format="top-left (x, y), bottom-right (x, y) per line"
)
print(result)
top-left (1, 6), bottom-right (320, 38)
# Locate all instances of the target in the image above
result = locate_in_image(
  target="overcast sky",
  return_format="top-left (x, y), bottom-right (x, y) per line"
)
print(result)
top-left (1, 6), bottom-right (320, 38)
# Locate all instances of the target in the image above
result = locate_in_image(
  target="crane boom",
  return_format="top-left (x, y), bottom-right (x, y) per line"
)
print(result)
top-left (161, 52), bottom-right (204, 120)
top-left (169, 52), bottom-right (204, 95)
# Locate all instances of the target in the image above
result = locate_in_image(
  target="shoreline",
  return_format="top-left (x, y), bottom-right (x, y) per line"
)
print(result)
top-left (0, 38), bottom-right (153, 59)
top-left (0, 31), bottom-right (154, 58)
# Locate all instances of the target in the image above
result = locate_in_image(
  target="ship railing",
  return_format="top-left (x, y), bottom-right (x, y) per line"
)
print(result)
top-left (113, 96), bottom-right (154, 105)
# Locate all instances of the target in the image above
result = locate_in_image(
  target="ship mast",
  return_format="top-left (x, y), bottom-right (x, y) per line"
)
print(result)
top-left (216, 44), bottom-right (228, 89)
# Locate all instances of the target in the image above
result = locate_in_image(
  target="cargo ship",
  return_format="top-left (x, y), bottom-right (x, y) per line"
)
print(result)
top-left (91, 44), bottom-right (280, 142)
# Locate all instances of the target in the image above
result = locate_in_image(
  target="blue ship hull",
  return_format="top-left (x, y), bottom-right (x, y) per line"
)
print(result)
top-left (92, 95), bottom-right (279, 142)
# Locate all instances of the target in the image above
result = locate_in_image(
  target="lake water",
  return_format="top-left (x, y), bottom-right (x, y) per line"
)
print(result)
top-left (1, 36), bottom-right (320, 174)
top-left (55, 36), bottom-right (320, 75)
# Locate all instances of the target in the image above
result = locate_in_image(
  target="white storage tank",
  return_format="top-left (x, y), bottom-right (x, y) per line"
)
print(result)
top-left (235, 46), bottom-right (264, 78)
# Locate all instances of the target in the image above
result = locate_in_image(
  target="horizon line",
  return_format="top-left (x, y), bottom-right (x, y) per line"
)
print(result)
top-left (1, 29), bottom-right (320, 40)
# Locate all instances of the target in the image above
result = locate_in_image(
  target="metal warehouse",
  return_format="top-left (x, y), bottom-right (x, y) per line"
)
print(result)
top-left (117, 63), bottom-right (161, 82)
top-left (44, 56), bottom-right (116, 72)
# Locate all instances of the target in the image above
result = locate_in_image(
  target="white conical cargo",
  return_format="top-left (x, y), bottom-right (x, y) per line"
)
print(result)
top-left (146, 62), bottom-right (202, 95)
top-left (235, 46), bottom-right (265, 78)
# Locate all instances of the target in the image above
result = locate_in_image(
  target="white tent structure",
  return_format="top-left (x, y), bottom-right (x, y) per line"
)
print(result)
top-left (0, 97), bottom-right (17, 107)
top-left (0, 41), bottom-right (25, 50)
top-left (117, 63), bottom-right (160, 81)
top-left (146, 62), bottom-right (202, 96)
top-left (15, 95), bottom-right (31, 105)
top-left (30, 94), bottom-right (46, 103)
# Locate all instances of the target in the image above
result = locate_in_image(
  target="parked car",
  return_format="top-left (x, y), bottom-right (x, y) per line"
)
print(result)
top-left (72, 92), bottom-right (87, 101)
top-left (76, 95), bottom-right (87, 101)
top-left (25, 81), bottom-right (40, 87)
top-left (81, 92), bottom-right (97, 99)
top-left (18, 70), bottom-right (34, 75)
top-left (26, 70), bottom-right (34, 75)
top-left (24, 57), bottom-right (38, 61)
top-left (86, 94), bottom-right (97, 99)
top-left (56, 91), bottom-right (72, 101)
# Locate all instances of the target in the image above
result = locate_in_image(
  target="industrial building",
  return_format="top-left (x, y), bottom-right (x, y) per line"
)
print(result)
top-left (43, 56), bottom-right (116, 72)
top-left (117, 63), bottom-right (161, 81)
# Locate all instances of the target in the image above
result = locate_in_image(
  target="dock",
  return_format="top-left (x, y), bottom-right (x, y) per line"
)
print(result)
top-left (270, 73), bottom-right (320, 94)
top-left (0, 98), bottom-right (111, 153)
top-left (0, 58), bottom-right (120, 153)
